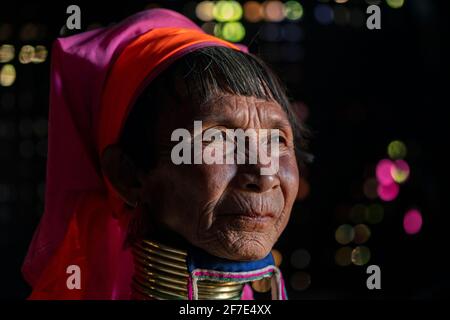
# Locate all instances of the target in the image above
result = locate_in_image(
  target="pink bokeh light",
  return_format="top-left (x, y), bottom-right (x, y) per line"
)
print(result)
top-left (376, 159), bottom-right (394, 186)
top-left (377, 182), bottom-right (399, 201)
top-left (403, 209), bottom-right (423, 235)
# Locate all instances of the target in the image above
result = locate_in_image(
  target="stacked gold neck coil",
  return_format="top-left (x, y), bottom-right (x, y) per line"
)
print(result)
top-left (131, 239), bottom-right (244, 300)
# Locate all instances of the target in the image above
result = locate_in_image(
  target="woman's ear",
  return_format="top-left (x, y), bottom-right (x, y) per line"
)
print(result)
top-left (100, 144), bottom-right (142, 207)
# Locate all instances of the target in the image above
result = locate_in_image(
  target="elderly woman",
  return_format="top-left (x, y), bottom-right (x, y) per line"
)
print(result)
top-left (22, 9), bottom-right (306, 300)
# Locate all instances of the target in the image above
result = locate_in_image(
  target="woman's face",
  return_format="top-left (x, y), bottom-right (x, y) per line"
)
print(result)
top-left (137, 94), bottom-right (300, 261)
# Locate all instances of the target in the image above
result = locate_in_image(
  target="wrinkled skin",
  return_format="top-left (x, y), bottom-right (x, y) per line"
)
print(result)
top-left (102, 94), bottom-right (299, 261)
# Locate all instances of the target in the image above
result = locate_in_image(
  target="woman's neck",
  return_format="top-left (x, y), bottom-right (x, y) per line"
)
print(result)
top-left (131, 238), bottom-right (245, 300)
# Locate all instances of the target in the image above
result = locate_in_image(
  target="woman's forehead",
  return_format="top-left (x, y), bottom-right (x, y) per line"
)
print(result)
top-left (197, 95), bottom-right (290, 124)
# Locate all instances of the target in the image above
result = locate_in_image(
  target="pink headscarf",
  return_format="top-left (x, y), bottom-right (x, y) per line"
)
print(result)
top-left (22, 8), bottom-right (247, 299)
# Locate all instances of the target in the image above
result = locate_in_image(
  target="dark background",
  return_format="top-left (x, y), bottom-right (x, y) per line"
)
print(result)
top-left (0, 0), bottom-right (444, 299)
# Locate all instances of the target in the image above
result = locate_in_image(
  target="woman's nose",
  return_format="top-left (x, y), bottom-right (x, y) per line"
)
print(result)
top-left (236, 172), bottom-right (280, 193)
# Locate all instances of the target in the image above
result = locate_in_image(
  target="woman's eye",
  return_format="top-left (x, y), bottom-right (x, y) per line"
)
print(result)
top-left (271, 134), bottom-right (287, 145)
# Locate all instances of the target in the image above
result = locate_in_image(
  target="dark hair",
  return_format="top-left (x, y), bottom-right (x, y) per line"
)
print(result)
top-left (120, 46), bottom-right (310, 170)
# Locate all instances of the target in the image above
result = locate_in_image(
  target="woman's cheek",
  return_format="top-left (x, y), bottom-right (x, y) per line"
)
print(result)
top-left (278, 154), bottom-right (300, 204)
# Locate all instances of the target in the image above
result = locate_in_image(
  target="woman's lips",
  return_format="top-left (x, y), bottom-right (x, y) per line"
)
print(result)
top-left (216, 211), bottom-right (275, 231)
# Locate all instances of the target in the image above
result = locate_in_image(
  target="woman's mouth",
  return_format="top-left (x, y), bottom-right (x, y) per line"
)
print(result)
top-left (216, 211), bottom-right (275, 231)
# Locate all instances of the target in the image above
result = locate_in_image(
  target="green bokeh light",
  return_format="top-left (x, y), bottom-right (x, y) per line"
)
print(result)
top-left (387, 140), bottom-right (407, 159)
top-left (284, 1), bottom-right (304, 21)
top-left (386, 0), bottom-right (405, 9)
top-left (213, 1), bottom-right (243, 22)
top-left (219, 22), bottom-right (246, 42)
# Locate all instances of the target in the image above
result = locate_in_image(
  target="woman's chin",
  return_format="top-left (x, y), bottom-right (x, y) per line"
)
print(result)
top-left (206, 236), bottom-right (273, 262)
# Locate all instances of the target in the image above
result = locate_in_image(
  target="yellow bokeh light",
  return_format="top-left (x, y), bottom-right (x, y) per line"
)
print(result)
top-left (0, 44), bottom-right (15, 63)
top-left (19, 45), bottom-right (35, 64)
top-left (391, 160), bottom-right (410, 183)
top-left (0, 64), bottom-right (16, 87)
top-left (32, 45), bottom-right (48, 63)
top-left (213, 1), bottom-right (243, 22)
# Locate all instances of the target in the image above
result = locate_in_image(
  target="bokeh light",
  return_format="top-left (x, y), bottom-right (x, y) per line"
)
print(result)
top-left (335, 224), bottom-right (355, 245)
top-left (213, 1), bottom-right (243, 22)
top-left (0, 64), bottom-right (16, 87)
top-left (335, 246), bottom-right (352, 266)
top-left (196, 1), bottom-right (215, 22)
top-left (391, 159), bottom-right (410, 183)
top-left (243, 1), bottom-right (264, 23)
top-left (19, 45), bottom-right (35, 64)
top-left (0, 44), bottom-right (15, 63)
top-left (376, 159), bottom-right (394, 186)
top-left (353, 224), bottom-right (371, 244)
top-left (366, 204), bottom-right (384, 224)
top-left (386, 0), bottom-right (405, 9)
top-left (387, 140), bottom-right (407, 159)
top-left (290, 249), bottom-right (311, 269)
top-left (263, 0), bottom-right (285, 22)
top-left (290, 271), bottom-right (311, 291)
top-left (284, 1), bottom-right (304, 21)
top-left (377, 182), bottom-right (399, 201)
top-left (220, 22), bottom-right (246, 42)
top-left (314, 4), bottom-right (334, 25)
top-left (403, 209), bottom-right (423, 235)
top-left (32, 45), bottom-right (48, 63)
top-left (351, 246), bottom-right (371, 266)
